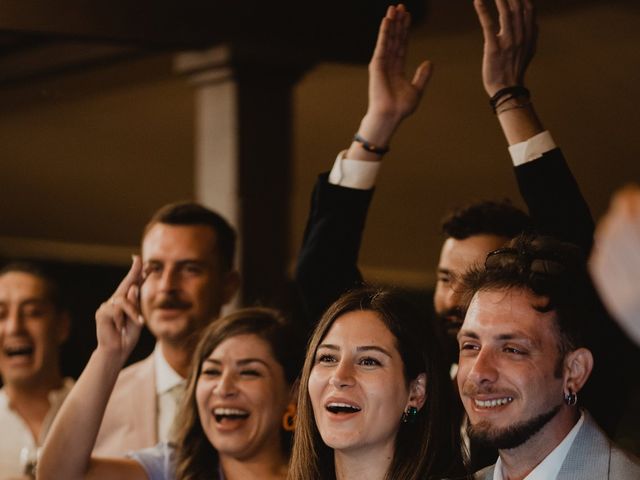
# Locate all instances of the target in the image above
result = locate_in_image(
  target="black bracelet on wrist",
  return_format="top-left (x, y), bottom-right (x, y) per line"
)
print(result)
top-left (353, 133), bottom-right (390, 155)
top-left (489, 86), bottom-right (530, 113)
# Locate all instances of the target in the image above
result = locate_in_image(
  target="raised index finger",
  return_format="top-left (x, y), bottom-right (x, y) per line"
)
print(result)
top-left (113, 255), bottom-right (143, 298)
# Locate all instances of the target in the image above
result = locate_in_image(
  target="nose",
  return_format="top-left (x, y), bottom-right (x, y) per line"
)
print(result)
top-left (443, 281), bottom-right (463, 311)
top-left (465, 348), bottom-right (498, 386)
top-left (213, 370), bottom-right (238, 398)
top-left (330, 359), bottom-right (356, 389)
top-left (158, 266), bottom-right (179, 292)
top-left (3, 309), bottom-right (25, 336)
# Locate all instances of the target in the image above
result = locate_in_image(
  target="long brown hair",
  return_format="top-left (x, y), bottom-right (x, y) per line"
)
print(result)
top-left (173, 307), bottom-right (302, 480)
top-left (288, 287), bottom-right (469, 480)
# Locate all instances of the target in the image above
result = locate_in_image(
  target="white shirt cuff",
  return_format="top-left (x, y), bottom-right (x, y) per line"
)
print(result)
top-left (328, 150), bottom-right (381, 190)
top-left (508, 131), bottom-right (557, 167)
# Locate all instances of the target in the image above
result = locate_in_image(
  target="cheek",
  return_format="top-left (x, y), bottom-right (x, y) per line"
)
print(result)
top-left (195, 381), bottom-right (212, 416)
top-left (307, 369), bottom-right (324, 409)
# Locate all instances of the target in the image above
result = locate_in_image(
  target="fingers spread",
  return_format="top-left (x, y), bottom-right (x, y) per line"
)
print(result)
top-left (411, 60), bottom-right (433, 94)
top-left (495, 0), bottom-right (513, 39)
top-left (474, 0), bottom-right (496, 35)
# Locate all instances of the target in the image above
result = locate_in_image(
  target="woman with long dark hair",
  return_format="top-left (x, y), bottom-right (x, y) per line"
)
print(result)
top-left (289, 287), bottom-right (468, 480)
top-left (38, 258), bottom-right (301, 480)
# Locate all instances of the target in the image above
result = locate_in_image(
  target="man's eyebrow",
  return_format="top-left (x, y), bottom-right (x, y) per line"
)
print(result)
top-left (495, 333), bottom-right (539, 347)
top-left (457, 330), bottom-right (479, 341)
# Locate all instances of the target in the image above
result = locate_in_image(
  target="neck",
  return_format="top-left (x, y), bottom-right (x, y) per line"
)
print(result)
top-left (5, 373), bottom-right (64, 441)
top-left (498, 407), bottom-right (579, 480)
top-left (219, 446), bottom-right (288, 480)
top-left (159, 340), bottom-right (193, 378)
top-left (334, 443), bottom-right (394, 480)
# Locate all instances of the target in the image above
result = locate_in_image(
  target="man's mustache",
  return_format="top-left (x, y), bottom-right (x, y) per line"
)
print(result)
top-left (154, 297), bottom-right (192, 310)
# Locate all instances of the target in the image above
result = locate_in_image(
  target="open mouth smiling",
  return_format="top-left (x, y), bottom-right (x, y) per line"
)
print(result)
top-left (473, 397), bottom-right (514, 409)
top-left (325, 402), bottom-right (362, 414)
top-left (3, 344), bottom-right (34, 358)
top-left (213, 407), bottom-right (250, 423)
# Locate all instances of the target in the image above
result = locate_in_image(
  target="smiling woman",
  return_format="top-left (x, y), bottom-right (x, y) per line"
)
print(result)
top-left (289, 287), bottom-right (470, 480)
top-left (37, 257), bottom-right (303, 480)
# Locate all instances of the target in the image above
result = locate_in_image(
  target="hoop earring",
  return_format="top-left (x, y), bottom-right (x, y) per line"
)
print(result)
top-left (401, 406), bottom-right (418, 424)
top-left (282, 403), bottom-right (296, 432)
top-left (564, 390), bottom-right (577, 406)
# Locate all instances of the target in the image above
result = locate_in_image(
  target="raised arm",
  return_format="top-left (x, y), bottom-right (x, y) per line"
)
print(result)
top-left (38, 257), bottom-right (148, 480)
top-left (295, 4), bottom-right (431, 325)
top-left (349, 3), bottom-right (432, 159)
top-left (474, 0), bottom-right (594, 251)
top-left (475, 0), bottom-right (542, 143)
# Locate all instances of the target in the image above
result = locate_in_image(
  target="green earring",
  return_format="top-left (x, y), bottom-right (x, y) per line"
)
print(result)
top-left (402, 406), bottom-right (418, 424)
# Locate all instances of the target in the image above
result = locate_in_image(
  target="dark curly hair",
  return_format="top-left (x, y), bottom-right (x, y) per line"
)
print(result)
top-left (441, 199), bottom-right (531, 240)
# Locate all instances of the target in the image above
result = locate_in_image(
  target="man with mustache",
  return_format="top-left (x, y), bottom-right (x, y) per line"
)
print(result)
top-left (457, 233), bottom-right (640, 479)
top-left (94, 202), bottom-right (240, 456)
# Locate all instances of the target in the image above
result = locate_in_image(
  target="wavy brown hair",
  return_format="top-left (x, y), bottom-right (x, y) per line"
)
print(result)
top-left (173, 307), bottom-right (302, 480)
top-left (288, 287), bottom-right (469, 480)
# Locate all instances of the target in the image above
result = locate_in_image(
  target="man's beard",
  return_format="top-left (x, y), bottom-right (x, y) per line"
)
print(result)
top-left (467, 403), bottom-right (562, 450)
top-left (436, 307), bottom-right (466, 364)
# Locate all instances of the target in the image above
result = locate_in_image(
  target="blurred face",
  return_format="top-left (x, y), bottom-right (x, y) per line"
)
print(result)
top-left (308, 310), bottom-right (411, 456)
top-left (196, 334), bottom-right (290, 461)
top-left (0, 272), bottom-right (68, 388)
top-left (434, 234), bottom-right (507, 337)
top-left (141, 223), bottom-right (233, 345)
top-left (457, 289), bottom-right (566, 450)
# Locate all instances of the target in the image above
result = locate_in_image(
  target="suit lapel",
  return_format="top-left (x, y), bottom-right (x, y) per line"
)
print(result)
top-left (557, 414), bottom-right (610, 480)
top-left (129, 355), bottom-right (158, 445)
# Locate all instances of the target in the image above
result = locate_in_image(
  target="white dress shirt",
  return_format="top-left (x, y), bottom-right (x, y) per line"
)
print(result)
top-left (153, 345), bottom-right (186, 442)
top-left (493, 413), bottom-right (585, 480)
top-left (328, 131), bottom-right (557, 189)
top-left (0, 378), bottom-right (74, 479)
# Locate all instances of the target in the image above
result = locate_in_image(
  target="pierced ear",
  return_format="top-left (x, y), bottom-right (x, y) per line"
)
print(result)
top-left (563, 348), bottom-right (593, 394)
top-left (221, 270), bottom-right (241, 304)
top-left (407, 373), bottom-right (427, 411)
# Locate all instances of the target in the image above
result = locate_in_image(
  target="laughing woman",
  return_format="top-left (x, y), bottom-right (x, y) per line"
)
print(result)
top-left (288, 287), bottom-right (469, 480)
top-left (38, 257), bottom-right (302, 480)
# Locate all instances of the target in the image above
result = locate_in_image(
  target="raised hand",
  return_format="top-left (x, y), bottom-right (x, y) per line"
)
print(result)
top-left (95, 255), bottom-right (144, 363)
top-left (357, 4), bottom-right (432, 149)
top-left (474, 0), bottom-right (537, 96)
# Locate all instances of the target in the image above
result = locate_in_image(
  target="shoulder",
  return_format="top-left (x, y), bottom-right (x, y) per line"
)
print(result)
top-left (128, 442), bottom-right (176, 480)
top-left (473, 464), bottom-right (495, 480)
top-left (610, 443), bottom-right (640, 478)
top-left (114, 355), bottom-right (156, 390)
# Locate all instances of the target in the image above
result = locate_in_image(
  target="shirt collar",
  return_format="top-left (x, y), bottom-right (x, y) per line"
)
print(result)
top-left (153, 343), bottom-right (186, 395)
top-left (494, 412), bottom-right (585, 480)
top-left (0, 378), bottom-right (74, 410)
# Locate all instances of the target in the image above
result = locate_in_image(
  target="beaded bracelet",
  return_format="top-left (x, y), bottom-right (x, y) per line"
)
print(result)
top-left (489, 86), bottom-right (530, 113)
top-left (353, 133), bottom-right (390, 155)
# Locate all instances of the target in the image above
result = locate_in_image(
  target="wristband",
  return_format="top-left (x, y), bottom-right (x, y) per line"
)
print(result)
top-left (353, 133), bottom-right (389, 155)
top-left (489, 86), bottom-right (530, 112)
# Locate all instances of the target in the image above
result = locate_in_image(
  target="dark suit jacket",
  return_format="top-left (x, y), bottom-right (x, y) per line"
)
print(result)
top-left (295, 148), bottom-right (593, 325)
top-left (475, 413), bottom-right (640, 479)
top-left (294, 148), bottom-right (639, 443)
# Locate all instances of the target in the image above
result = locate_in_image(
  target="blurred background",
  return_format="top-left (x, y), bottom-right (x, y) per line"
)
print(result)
top-left (0, 0), bottom-right (638, 390)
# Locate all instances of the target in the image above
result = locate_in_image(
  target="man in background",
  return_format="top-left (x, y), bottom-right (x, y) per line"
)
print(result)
top-left (0, 262), bottom-right (73, 479)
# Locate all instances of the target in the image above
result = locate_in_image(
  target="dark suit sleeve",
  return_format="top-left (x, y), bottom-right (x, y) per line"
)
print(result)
top-left (295, 173), bottom-right (374, 328)
top-left (514, 148), bottom-right (595, 252)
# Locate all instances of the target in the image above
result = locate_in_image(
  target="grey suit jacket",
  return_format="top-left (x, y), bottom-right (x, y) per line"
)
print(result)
top-left (93, 354), bottom-right (158, 456)
top-left (475, 414), bottom-right (640, 479)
